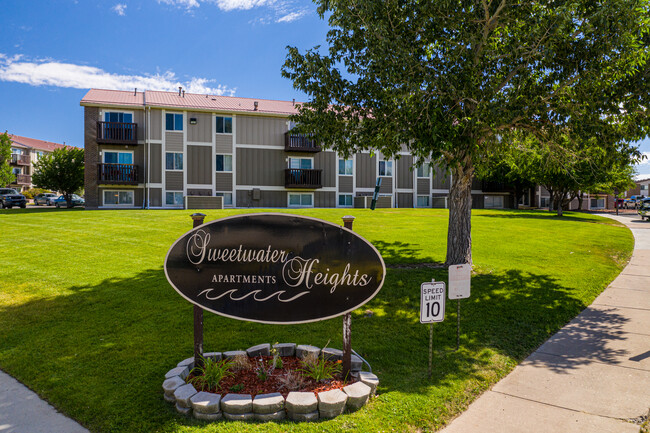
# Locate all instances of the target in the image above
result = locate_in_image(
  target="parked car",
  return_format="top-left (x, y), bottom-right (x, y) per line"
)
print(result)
top-left (638, 198), bottom-right (650, 221)
top-left (0, 188), bottom-right (27, 209)
top-left (625, 195), bottom-right (646, 209)
top-left (54, 194), bottom-right (85, 208)
top-left (34, 192), bottom-right (58, 206)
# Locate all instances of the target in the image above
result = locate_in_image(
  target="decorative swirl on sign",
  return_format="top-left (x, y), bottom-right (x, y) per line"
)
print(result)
top-left (197, 288), bottom-right (310, 303)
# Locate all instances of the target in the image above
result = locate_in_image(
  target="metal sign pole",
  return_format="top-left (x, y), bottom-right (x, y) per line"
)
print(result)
top-left (428, 322), bottom-right (433, 378)
top-left (456, 299), bottom-right (460, 351)
top-left (190, 213), bottom-right (206, 369)
top-left (341, 215), bottom-right (356, 379)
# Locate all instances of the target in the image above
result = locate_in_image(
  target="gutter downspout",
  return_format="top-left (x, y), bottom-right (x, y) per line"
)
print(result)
top-left (143, 90), bottom-right (149, 209)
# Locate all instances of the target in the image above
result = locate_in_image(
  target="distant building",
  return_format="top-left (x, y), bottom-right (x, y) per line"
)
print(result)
top-left (6, 134), bottom-right (67, 191)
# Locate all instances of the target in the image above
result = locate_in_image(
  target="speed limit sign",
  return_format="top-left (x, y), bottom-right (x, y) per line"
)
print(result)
top-left (420, 281), bottom-right (446, 323)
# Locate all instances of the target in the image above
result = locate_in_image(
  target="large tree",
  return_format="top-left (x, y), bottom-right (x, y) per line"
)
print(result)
top-left (282, 0), bottom-right (650, 265)
top-left (0, 132), bottom-right (14, 187)
top-left (33, 147), bottom-right (84, 208)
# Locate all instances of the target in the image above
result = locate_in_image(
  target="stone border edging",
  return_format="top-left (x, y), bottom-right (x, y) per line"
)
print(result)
top-left (162, 343), bottom-right (379, 422)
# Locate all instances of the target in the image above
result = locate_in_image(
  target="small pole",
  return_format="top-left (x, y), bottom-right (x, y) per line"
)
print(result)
top-left (341, 215), bottom-right (355, 379)
top-left (428, 323), bottom-right (433, 378)
top-left (456, 299), bottom-right (460, 351)
top-left (191, 213), bottom-right (206, 369)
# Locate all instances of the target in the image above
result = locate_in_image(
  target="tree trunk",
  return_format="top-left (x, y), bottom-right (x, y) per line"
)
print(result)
top-left (446, 160), bottom-right (473, 266)
top-left (578, 192), bottom-right (584, 211)
top-left (556, 192), bottom-right (564, 216)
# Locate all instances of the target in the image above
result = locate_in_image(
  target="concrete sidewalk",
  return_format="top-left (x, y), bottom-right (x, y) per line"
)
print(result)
top-left (440, 213), bottom-right (650, 433)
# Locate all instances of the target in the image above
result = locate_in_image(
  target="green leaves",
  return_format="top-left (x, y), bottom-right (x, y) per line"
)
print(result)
top-left (32, 147), bottom-right (84, 202)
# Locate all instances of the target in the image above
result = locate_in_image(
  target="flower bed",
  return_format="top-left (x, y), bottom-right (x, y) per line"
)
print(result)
top-left (162, 343), bottom-right (379, 422)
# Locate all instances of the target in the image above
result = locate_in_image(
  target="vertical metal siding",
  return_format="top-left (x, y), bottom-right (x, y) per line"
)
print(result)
top-left (166, 171), bottom-right (183, 190)
top-left (356, 153), bottom-right (376, 188)
top-left (134, 110), bottom-right (145, 140)
top-left (417, 179), bottom-right (431, 195)
top-left (315, 151), bottom-right (336, 187)
top-left (397, 192), bottom-right (413, 208)
top-left (150, 110), bottom-right (162, 140)
top-left (215, 135), bottom-right (233, 153)
top-left (150, 143), bottom-right (162, 183)
top-left (187, 112), bottom-right (212, 143)
top-left (397, 156), bottom-right (413, 189)
top-left (236, 189), bottom-right (288, 207)
top-left (215, 173), bottom-right (233, 191)
top-left (165, 132), bottom-right (183, 151)
top-left (315, 191), bottom-right (336, 207)
top-left (135, 188), bottom-right (144, 206)
top-left (150, 188), bottom-right (162, 207)
top-left (379, 180), bottom-right (393, 194)
top-left (432, 163), bottom-right (450, 189)
top-left (236, 148), bottom-right (285, 186)
top-left (187, 145), bottom-right (212, 185)
top-left (339, 176), bottom-right (353, 193)
top-left (236, 115), bottom-right (288, 146)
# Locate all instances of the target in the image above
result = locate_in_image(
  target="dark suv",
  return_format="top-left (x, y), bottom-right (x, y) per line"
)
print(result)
top-left (0, 188), bottom-right (27, 209)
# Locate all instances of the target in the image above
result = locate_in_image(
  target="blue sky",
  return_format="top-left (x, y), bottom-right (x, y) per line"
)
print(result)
top-left (1, 0), bottom-right (649, 178)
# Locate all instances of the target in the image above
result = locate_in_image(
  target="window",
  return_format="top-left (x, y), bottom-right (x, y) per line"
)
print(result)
top-left (641, 184), bottom-right (648, 192)
top-left (417, 163), bottom-right (431, 178)
top-left (338, 159), bottom-right (353, 175)
top-left (216, 155), bottom-right (232, 172)
top-left (104, 112), bottom-right (133, 123)
top-left (288, 193), bottom-right (313, 207)
top-left (590, 198), bottom-right (605, 209)
top-left (540, 197), bottom-right (549, 207)
top-left (165, 113), bottom-right (183, 131)
top-left (103, 190), bottom-right (133, 206)
top-left (103, 151), bottom-right (133, 164)
top-left (11, 148), bottom-right (21, 155)
top-left (216, 116), bottom-right (233, 134)
top-left (416, 195), bottom-right (430, 207)
top-left (215, 192), bottom-right (233, 206)
top-left (166, 152), bottom-right (183, 170)
top-left (166, 191), bottom-right (184, 206)
top-left (338, 194), bottom-right (353, 207)
top-left (12, 167), bottom-right (21, 175)
top-left (289, 158), bottom-right (313, 169)
top-left (484, 195), bottom-right (504, 209)
top-left (379, 160), bottom-right (393, 176)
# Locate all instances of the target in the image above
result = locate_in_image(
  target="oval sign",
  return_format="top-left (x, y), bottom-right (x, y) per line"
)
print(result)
top-left (164, 213), bottom-right (386, 324)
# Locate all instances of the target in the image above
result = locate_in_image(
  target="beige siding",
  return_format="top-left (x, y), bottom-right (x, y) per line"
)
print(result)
top-left (356, 153), bottom-right (376, 188)
top-left (315, 151), bottom-right (336, 188)
top-left (417, 178), bottom-right (430, 195)
top-left (187, 145), bottom-right (212, 185)
top-left (236, 148), bottom-right (284, 186)
top-left (150, 143), bottom-right (162, 183)
top-left (315, 191), bottom-right (336, 208)
top-left (339, 176), bottom-right (353, 193)
top-left (397, 192), bottom-right (412, 208)
top-left (134, 110), bottom-right (145, 141)
top-left (187, 112), bottom-right (212, 143)
top-left (236, 189), bottom-right (287, 207)
top-left (397, 156), bottom-right (413, 189)
top-left (150, 109), bottom-right (162, 140)
top-left (432, 163), bottom-right (450, 189)
top-left (216, 135), bottom-right (233, 153)
top-left (150, 188), bottom-right (162, 207)
top-left (379, 179), bottom-right (393, 194)
top-left (166, 171), bottom-right (183, 190)
top-left (236, 115), bottom-right (288, 146)
top-left (216, 173), bottom-right (233, 191)
top-left (165, 132), bottom-right (183, 151)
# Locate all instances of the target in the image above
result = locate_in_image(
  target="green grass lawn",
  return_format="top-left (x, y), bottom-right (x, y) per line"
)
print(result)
top-left (0, 208), bottom-right (633, 433)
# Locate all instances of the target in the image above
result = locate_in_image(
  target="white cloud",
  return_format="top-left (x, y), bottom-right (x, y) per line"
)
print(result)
top-left (158, 0), bottom-right (309, 22)
top-left (0, 53), bottom-right (236, 96)
top-left (112, 3), bottom-right (127, 15)
top-left (276, 9), bottom-right (306, 22)
top-left (157, 0), bottom-right (200, 9)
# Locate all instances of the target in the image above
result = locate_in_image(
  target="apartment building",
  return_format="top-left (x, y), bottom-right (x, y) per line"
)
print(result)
top-left (80, 88), bottom-right (514, 210)
top-left (7, 134), bottom-right (67, 191)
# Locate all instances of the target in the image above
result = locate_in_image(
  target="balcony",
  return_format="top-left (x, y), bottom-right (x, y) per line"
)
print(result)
top-left (96, 121), bottom-right (138, 145)
top-left (285, 132), bottom-right (320, 152)
top-left (98, 163), bottom-right (139, 185)
top-left (11, 154), bottom-right (30, 165)
top-left (14, 174), bottom-right (31, 185)
top-left (285, 168), bottom-right (322, 189)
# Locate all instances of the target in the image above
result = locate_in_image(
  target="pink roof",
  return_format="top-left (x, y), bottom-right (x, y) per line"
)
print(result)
top-left (9, 134), bottom-right (68, 152)
top-left (81, 88), bottom-right (300, 116)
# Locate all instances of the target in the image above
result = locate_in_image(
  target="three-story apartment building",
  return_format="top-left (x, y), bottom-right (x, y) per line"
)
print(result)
top-left (81, 88), bottom-right (514, 210)
top-left (7, 134), bottom-right (67, 191)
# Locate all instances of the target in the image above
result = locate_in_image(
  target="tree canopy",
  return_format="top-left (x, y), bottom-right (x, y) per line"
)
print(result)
top-left (283, 0), bottom-right (650, 265)
top-left (33, 147), bottom-right (84, 207)
top-left (0, 132), bottom-right (14, 188)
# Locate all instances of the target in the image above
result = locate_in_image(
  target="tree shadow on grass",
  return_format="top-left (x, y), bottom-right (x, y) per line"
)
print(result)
top-left (476, 211), bottom-right (618, 225)
top-left (371, 240), bottom-right (441, 265)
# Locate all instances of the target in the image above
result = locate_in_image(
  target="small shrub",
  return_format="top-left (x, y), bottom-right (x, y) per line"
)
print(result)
top-left (299, 355), bottom-right (342, 382)
top-left (230, 384), bottom-right (244, 393)
top-left (231, 353), bottom-right (252, 371)
top-left (188, 356), bottom-right (234, 391)
top-left (278, 370), bottom-right (307, 391)
top-left (255, 357), bottom-right (275, 382)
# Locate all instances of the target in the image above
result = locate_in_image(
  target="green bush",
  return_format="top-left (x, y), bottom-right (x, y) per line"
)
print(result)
top-left (22, 188), bottom-right (52, 200)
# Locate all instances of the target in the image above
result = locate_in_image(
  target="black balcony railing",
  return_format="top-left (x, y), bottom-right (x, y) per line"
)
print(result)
top-left (98, 163), bottom-right (139, 185)
top-left (11, 154), bottom-right (30, 165)
top-left (96, 121), bottom-right (138, 145)
top-left (284, 132), bottom-right (320, 152)
top-left (14, 174), bottom-right (31, 184)
top-left (285, 168), bottom-right (322, 189)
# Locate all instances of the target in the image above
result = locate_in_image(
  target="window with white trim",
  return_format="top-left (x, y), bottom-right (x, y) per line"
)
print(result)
top-left (590, 198), bottom-right (605, 209)
top-left (165, 152), bottom-right (183, 170)
top-left (416, 195), bottom-right (430, 207)
top-left (379, 160), bottom-right (393, 176)
top-left (215, 192), bottom-right (233, 206)
top-left (288, 193), bottom-right (313, 207)
top-left (216, 116), bottom-right (232, 134)
top-left (103, 190), bottom-right (133, 206)
top-left (216, 154), bottom-right (232, 172)
top-left (166, 191), bottom-right (184, 206)
top-left (484, 195), bottom-right (504, 209)
top-left (417, 162), bottom-right (431, 178)
top-left (338, 158), bottom-right (353, 175)
top-left (165, 113), bottom-right (183, 131)
top-left (103, 151), bottom-right (133, 164)
top-left (289, 157), bottom-right (313, 169)
top-left (338, 194), bottom-right (353, 207)
top-left (104, 112), bottom-right (133, 123)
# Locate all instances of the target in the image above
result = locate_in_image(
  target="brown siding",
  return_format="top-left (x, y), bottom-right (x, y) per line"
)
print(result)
top-left (165, 132), bottom-right (183, 151)
top-left (236, 115), bottom-right (288, 146)
top-left (150, 109), bottom-right (162, 140)
top-left (166, 171), bottom-right (183, 190)
top-left (134, 109), bottom-right (145, 141)
top-left (379, 179), bottom-right (393, 194)
top-left (417, 178), bottom-right (430, 195)
top-left (187, 145), bottom-right (212, 185)
top-left (236, 189), bottom-right (287, 207)
top-left (150, 143), bottom-right (162, 183)
top-left (315, 151), bottom-right (336, 188)
top-left (84, 106), bottom-right (100, 209)
top-left (216, 135), bottom-right (233, 153)
top-left (187, 188), bottom-right (212, 196)
top-left (397, 192), bottom-right (413, 208)
top-left (216, 173), bottom-right (233, 191)
top-left (356, 153), bottom-right (376, 188)
top-left (236, 148), bottom-right (284, 186)
top-left (472, 194), bottom-right (484, 209)
top-left (187, 112), bottom-right (212, 143)
top-left (187, 196), bottom-right (223, 209)
top-left (339, 176), bottom-right (353, 193)
top-left (397, 156), bottom-right (413, 189)
top-left (150, 188), bottom-right (162, 207)
top-left (315, 191), bottom-right (335, 208)
top-left (135, 188), bottom-right (143, 206)
top-left (432, 163), bottom-right (450, 189)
